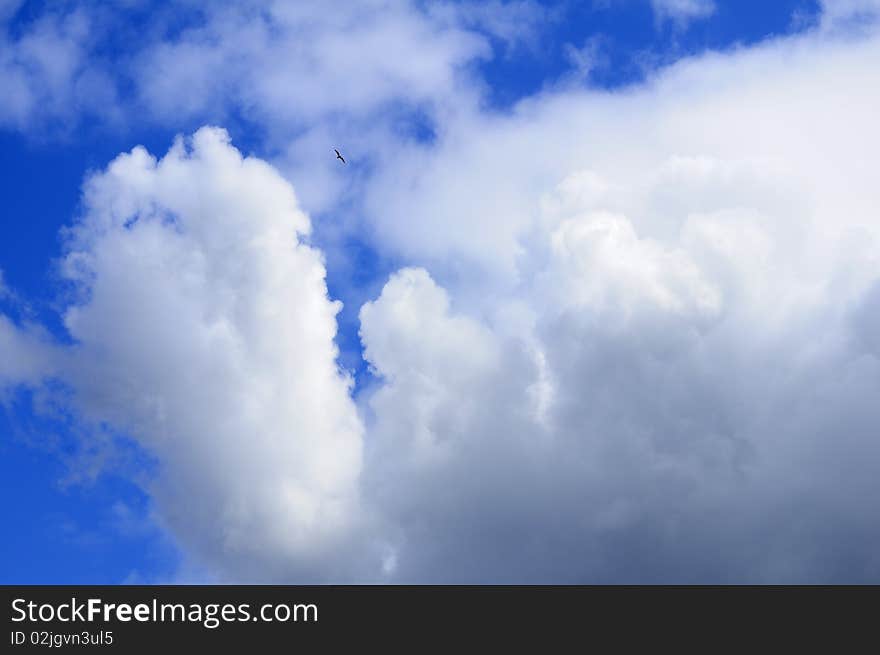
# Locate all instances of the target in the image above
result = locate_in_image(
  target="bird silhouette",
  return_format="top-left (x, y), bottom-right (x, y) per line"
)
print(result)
top-left (334, 148), bottom-right (346, 164)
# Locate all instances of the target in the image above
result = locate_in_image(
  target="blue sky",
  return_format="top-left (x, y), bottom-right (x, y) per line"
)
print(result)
top-left (2, 0), bottom-right (880, 583)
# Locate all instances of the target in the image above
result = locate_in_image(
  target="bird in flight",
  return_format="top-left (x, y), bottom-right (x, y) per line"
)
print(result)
top-left (334, 148), bottom-right (346, 164)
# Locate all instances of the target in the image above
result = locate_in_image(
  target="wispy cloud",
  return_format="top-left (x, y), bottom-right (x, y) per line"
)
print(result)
top-left (650, 0), bottom-right (716, 28)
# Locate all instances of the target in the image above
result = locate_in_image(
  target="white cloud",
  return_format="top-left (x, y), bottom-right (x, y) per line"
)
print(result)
top-left (650, 0), bottom-right (716, 28)
top-left (538, 210), bottom-right (722, 319)
top-left (3, 2), bottom-right (880, 582)
top-left (132, 1), bottom-right (487, 127)
top-left (563, 37), bottom-right (606, 82)
top-left (351, 19), bottom-right (880, 581)
top-left (0, 6), bottom-right (119, 129)
top-left (364, 20), bottom-right (880, 290)
top-left (821, 0), bottom-right (880, 24)
top-left (0, 270), bottom-right (60, 389)
top-left (427, 0), bottom-right (551, 51)
top-left (0, 316), bottom-right (58, 389)
top-left (360, 268), bottom-right (510, 464)
top-left (126, 0), bottom-right (497, 219)
top-left (18, 127), bottom-right (370, 581)
top-left (0, 0), bottom-right (493, 140)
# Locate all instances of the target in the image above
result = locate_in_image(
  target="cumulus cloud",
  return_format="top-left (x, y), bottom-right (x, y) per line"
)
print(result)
top-left (365, 17), bottom-right (880, 286)
top-left (359, 267), bottom-right (551, 581)
top-left (351, 16), bottom-right (880, 581)
top-left (4, 128), bottom-right (373, 581)
top-left (3, 2), bottom-right (880, 583)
